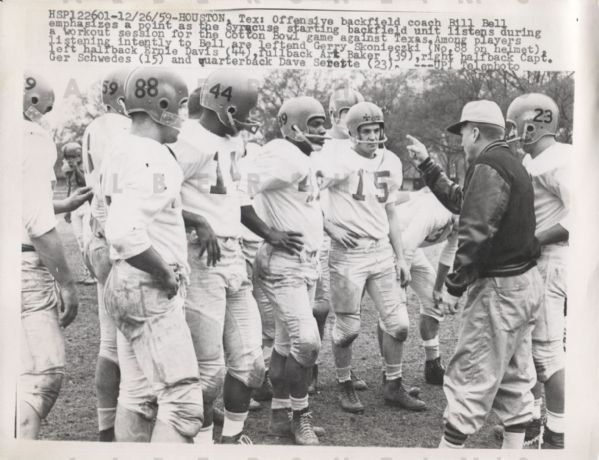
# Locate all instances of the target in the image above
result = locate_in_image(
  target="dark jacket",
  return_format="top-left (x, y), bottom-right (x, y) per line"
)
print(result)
top-left (418, 140), bottom-right (540, 296)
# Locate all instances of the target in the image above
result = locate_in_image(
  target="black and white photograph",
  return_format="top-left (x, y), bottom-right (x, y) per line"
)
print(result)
top-left (0, 0), bottom-right (593, 459)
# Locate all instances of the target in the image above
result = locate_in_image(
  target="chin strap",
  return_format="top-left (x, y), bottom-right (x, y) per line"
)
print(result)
top-left (292, 125), bottom-right (331, 150)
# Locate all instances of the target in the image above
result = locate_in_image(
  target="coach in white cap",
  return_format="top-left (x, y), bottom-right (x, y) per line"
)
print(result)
top-left (406, 100), bottom-right (543, 449)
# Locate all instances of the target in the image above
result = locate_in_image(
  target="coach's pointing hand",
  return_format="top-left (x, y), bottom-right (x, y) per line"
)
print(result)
top-left (267, 229), bottom-right (304, 255)
top-left (406, 135), bottom-right (430, 167)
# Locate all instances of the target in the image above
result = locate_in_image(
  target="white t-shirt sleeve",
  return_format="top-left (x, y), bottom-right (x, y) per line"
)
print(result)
top-left (400, 210), bottom-right (431, 267)
top-left (241, 141), bottom-right (305, 196)
top-left (22, 125), bottom-right (57, 240)
top-left (542, 165), bottom-right (571, 231)
top-left (439, 227), bottom-right (459, 267)
top-left (23, 159), bottom-right (56, 239)
top-left (105, 154), bottom-right (171, 259)
top-left (170, 138), bottom-right (213, 182)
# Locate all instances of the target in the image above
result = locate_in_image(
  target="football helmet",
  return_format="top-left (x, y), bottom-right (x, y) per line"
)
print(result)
top-left (278, 96), bottom-right (329, 146)
top-left (62, 142), bottom-right (82, 157)
top-left (23, 72), bottom-right (54, 123)
top-left (346, 101), bottom-right (388, 144)
top-left (123, 67), bottom-right (188, 129)
top-left (200, 69), bottom-right (261, 134)
top-left (329, 87), bottom-right (364, 124)
top-left (506, 93), bottom-right (559, 145)
top-left (101, 68), bottom-right (130, 115)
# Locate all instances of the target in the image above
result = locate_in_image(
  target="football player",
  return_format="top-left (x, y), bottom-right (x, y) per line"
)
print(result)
top-left (102, 67), bottom-right (203, 443)
top-left (81, 68), bottom-right (131, 442)
top-left (243, 96), bottom-right (327, 445)
top-left (317, 101), bottom-right (427, 414)
top-left (505, 93), bottom-right (570, 449)
top-left (20, 72), bottom-right (89, 438)
top-left (170, 69), bottom-right (301, 444)
top-left (307, 87), bottom-right (368, 394)
top-left (395, 187), bottom-right (459, 385)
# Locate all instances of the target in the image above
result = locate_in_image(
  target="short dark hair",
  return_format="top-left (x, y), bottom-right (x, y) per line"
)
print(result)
top-left (470, 122), bottom-right (505, 141)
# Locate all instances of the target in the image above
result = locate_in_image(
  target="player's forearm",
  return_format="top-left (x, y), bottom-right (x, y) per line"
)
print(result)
top-left (434, 263), bottom-right (451, 292)
top-left (126, 246), bottom-right (172, 279)
top-left (240, 205), bottom-right (275, 241)
top-left (323, 218), bottom-right (339, 239)
top-left (182, 209), bottom-right (211, 230)
top-left (536, 224), bottom-right (569, 246)
top-left (53, 197), bottom-right (80, 214)
top-left (386, 205), bottom-right (407, 261)
top-left (30, 228), bottom-right (76, 288)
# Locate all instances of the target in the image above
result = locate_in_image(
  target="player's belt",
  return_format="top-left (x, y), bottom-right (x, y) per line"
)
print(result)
top-left (21, 244), bottom-right (35, 252)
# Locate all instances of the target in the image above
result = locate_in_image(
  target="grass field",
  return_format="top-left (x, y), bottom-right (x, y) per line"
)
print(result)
top-left (38, 197), bottom-right (502, 448)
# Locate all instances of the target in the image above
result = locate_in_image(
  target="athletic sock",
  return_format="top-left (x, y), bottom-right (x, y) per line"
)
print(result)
top-left (423, 337), bottom-right (440, 361)
top-left (194, 424), bottom-right (214, 445)
top-left (502, 431), bottom-right (525, 449)
top-left (503, 423), bottom-right (527, 449)
top-left (384, 361), bottom-right (403, 381)
top-left (439, 436), bottom-right (464, 448)
top-left (546, 409), bottom-right (564, 434)
top-left (97, 407), bottom-right (116, 432)
top-left (441, 423), bottom-right (467, 448)
top-left (290, 395), bottom-right (309, 412)
top-left (271, 398), bottom-right (291, 410)
top-left (222, 410), bottom-right (248, 437)
top-left (336, 366), bottom-right (351, 383)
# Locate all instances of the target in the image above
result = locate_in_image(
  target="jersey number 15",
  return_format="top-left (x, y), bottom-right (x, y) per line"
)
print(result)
top-left (352, 170), bottom-right (390, 203)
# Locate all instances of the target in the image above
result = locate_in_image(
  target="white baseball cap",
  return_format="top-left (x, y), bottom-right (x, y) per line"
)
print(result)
top-left (446, 100), bottom-right (505, 135)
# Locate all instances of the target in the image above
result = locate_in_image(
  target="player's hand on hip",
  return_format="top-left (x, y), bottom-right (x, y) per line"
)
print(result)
top-left (58, 282), bottom-right (79, 328)
top-left (160, 266), bottom-right (180, 300)
top-left (326, 223), bottom-right (359, 249)
top-left (194, 223), bottom-right (221, 267)
top-left (405, 135), bottom-right (430, 167)
top-left (267, 229), bottom-right (304, 255)
top-left (67, 186), bottom-right (94, 209)
top-left (395, 259), bottom-right (411, 287)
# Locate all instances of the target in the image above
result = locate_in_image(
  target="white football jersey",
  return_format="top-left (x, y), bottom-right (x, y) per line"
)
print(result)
top-left (103, 134), bottom-right (188, 273)
top-left (396, 188), bottom-right (458, 267)
top-left (241, 138), bottom-right (323, 253)
top-left (317, 144), bottom-right (403, 240)
top-left (239, 142), bottom-right (265, 243)
top-left (22, 120), bottom-right (57, 245)
top-left (525, 142), bottom-right (571, 235)
top-left (82, 113), bottom-right (130, 226)
top-left (170, 120), bottom-right (246, 238)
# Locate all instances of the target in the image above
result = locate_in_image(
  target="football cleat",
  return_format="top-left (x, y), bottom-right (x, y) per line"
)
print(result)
top-left (424, 357), bottom-right (445, 385)
top-left (291, 409), bottom-right (320, 445)
top-left (338, 380), bottom-right (365, 414)
top-left (383, 377), bottom-right (427, 411)
top-left (351, 370), bottom-right (368, 391)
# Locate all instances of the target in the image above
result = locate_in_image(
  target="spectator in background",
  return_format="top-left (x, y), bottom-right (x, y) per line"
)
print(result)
top-left (61, 142), bottom-right (95, 285)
